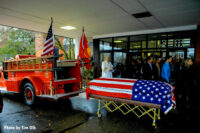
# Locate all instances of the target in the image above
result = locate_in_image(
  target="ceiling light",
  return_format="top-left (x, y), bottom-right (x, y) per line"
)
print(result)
top-left (114, 40), bottom-right (123, 43)
top-left (61, 26), bottom-right (76, 30)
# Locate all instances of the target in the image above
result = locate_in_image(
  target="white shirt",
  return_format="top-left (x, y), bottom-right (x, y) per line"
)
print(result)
top-left (102, 61), bottom-right (113, 78)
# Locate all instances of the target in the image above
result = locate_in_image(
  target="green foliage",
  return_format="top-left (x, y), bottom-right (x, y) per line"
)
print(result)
top-left (0, 27), bottom-right (35, 63)
top-left (54, 36), bottom-right (75, 60)
top-left (83, 66), bottom-right (94, 80)
top-left (68, 38), bottom-right (75, 59)
top-left (55, 36), bottom-right (68, 59)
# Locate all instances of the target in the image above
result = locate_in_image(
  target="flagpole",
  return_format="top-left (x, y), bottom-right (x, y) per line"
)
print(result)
top-left (51, 17), bottom-right (55, 96)
top-left (82, 26), bottom-right (85, 89)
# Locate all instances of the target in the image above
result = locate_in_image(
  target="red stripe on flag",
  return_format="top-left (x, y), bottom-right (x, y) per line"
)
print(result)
top-left (42, 49), bottom-right (54, 56)
top-left (88, 82), bottom-right (133, 90)
top-left (44, 39), bottom-right (53, 47)
top-left (88, 88), bottom-right (132, 100)
top-left (44, 43), bottom-right (53, 52)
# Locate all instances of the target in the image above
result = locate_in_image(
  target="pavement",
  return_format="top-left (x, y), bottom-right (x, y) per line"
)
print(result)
top-left (0, 93), bottom-right (198, 133)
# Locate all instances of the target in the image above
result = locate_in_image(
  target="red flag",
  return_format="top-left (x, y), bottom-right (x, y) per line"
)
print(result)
top-left (78, 28), bottom-right (91, 69)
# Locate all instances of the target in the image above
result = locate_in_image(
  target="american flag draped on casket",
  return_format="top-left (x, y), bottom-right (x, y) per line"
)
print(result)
top-left (86, 78), bottom-right (176, 114)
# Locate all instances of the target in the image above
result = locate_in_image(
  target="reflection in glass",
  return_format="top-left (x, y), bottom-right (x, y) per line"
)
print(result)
top-left (148, 40), bottom-right (156, 48)
top-left (187, 48), bottom-right (194, 58)
top-left (157, 40), bottom-right (167, 48)
top-left (100, 41), bottom-right (112, 50)
top-left (113, 37), bottom-right (128, 50)
top-left (114, 42), bottom-right (127, 50)
top-left (100, 52), bottom-right (112, 71)
top-left (142, 41), bottom-right (146, 48)
top-left (168, 39), bottom-right (173, 48)
top-left (114, 52), bottom-right (126, 65)
top-left (130, 41), bottom-right (141, 49)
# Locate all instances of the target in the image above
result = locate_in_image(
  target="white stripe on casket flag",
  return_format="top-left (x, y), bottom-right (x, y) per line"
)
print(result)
top-left (90, 86), bottom-right (132, 95)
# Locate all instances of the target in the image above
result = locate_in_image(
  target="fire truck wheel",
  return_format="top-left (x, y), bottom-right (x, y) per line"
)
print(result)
top-left (23, 83), bottom-right (36, 106)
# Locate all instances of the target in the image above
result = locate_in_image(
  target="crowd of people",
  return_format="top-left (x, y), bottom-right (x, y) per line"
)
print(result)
top-left (111, 55), bottom-right (174, 82)
top-left (101, 55), bottom-right (199, 83)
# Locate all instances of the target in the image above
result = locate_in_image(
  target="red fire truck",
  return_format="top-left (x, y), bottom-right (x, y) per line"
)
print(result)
top-left (0, 54), bottom-right (83, 105)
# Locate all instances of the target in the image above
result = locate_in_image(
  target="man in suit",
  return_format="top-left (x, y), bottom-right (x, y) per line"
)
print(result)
top-left (142, 56), bottom-right (154, 80)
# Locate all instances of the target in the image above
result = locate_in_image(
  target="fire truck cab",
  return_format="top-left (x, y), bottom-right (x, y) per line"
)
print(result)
top-left (0, 54), bottom-right (82, 105)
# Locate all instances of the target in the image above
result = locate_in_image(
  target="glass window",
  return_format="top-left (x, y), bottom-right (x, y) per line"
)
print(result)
top-left (130, 35), bottom-right (146, 49)
top-left (182, 38), bottom-right (191, 47)
top-left (168, 39), bottom-right (174, 48)
top-left (148, 40), bottom-right (156, 48)
top-left (187, 48), bottom-right (194, 58)
top-left (114, 42), bottom-right (127, 50)
top-left (130, 41), bottom-right (141, 49)
top-left (113, 52), bottom-right (126, 66)
top-left (100, 41), bottom-right (112, 51)
top-left (157, 40), bottom-right (167, 48)
top-left (100, 53), bottom-right (112, 68)
top-left (162, 52), bottom-right (167, 58)
top-left (114, 37), bottom-right (128, 50)
top-left (174, 38), bottom-right (191, 48)
top-left (174, 39), bottom-right (181, 48)
top-left (170, 51), bottom-right (184, 60)
top-left (142, 41), bottom-right (146, 49)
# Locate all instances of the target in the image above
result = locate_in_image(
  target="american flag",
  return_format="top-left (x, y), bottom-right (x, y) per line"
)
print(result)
top-left (41, 19), bottom-right (54, 56)
top-left (86, 78), bottom-right (176, 114)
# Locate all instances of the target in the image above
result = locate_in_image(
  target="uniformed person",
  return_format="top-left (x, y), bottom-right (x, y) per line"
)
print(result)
top-left (102, 56), bottom-right (113, 78)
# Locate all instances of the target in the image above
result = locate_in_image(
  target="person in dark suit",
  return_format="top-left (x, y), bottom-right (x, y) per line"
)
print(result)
top-left (176, 58), bottom-right (199, 122)
top-left (153, 57), bottom-right (161, 80)
top-left (142, 56), bottom-right (154, 80)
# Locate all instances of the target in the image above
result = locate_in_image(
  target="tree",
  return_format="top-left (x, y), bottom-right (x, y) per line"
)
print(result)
top-left (0, 26), bottom-right (35, 64)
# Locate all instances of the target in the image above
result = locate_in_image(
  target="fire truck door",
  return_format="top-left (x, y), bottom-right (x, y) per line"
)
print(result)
top-left (6, 80), bottom-right (19, 93)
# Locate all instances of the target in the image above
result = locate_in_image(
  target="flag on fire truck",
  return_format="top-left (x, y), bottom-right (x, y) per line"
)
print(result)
top-left (78, 28), bottom-right (91, 69)
top-left (41, 18), bottom-right (55, 56)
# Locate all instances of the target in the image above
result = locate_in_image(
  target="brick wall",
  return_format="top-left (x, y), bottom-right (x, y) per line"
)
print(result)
top-left (35, 33), bottom-right (46, 57)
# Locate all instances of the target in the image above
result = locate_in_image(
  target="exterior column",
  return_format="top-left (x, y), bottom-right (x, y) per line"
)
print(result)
top-left (195, 25), bottom-right (200, 66)
top-left (35, 33), bottom-right (46, 57)
top-left (93, 39), bottom-right (100, 78)
top-left (74, 37), bottom-right (80, 59)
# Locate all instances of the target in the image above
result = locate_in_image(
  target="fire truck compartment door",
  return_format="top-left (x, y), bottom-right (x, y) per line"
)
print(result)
top-left (6, 80), bottom-right (19, 93)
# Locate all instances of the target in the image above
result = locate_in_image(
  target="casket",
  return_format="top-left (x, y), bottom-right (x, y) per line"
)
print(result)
top-left (86, 78), bottom-right (176, 127)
